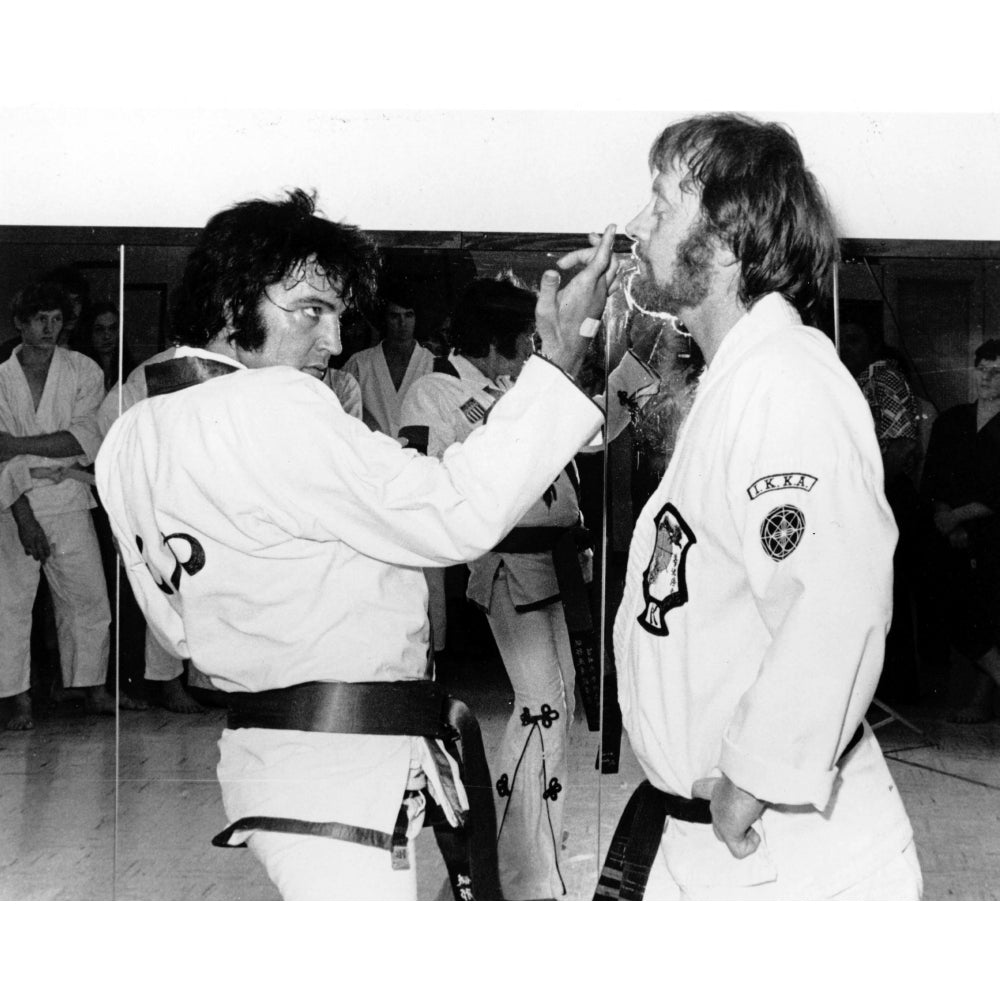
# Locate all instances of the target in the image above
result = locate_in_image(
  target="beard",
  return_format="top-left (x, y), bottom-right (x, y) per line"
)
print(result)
top-left (629, 217), bottom-right (717, 317)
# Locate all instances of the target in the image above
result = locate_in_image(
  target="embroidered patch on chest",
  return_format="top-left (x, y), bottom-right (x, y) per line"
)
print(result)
top-left (760, 505), bottom-right (806, 561)
top-left (746, 473), bottom-right (818, 500)
top-left (637, 502), bottom-right (696, 637)
top-left (460, 398), bottom-right (487, 424)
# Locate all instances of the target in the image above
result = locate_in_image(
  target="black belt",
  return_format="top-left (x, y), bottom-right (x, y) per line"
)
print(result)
top-left (492, 523), bottom-right (592, 555)
top-left (213, 679), bottom-right (503, 899)
top-left (594, 723), bottom-right (866, 900)
top-left (225, 679), bottom-right (451, 738)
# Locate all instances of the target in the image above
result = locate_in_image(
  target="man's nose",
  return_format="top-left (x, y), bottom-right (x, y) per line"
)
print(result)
top-left (318, 314), bottom-right (342, 356)
top-left (625, 199), bottom-right (654, 242)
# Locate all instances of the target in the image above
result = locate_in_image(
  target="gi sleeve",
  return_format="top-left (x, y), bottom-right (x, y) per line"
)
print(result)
top-left (252, 357), bottom-right (604, 568)
top-left (398, 375), bottom-right (460, 459)
top-left (717, 360), bottom-right (896, 810)
top-left (0, 456), bottom-right (33, 510)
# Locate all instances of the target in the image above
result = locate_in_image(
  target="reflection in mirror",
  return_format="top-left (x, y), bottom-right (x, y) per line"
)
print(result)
top-left (0, 236), bottom-right (120, 899)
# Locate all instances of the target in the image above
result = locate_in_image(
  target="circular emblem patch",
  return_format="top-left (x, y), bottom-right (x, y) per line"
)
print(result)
top-left (760, 505), bottom-right (805, 561)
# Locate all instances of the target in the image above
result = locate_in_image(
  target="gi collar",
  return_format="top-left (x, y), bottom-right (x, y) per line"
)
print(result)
top-left (699, 293), bottom-right (803, 386)
top-left (145, 347), bottom-right (245, 398)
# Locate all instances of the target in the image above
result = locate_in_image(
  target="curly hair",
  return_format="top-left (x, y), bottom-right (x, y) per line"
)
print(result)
top-left (648, 113), bottom-right (839, 316)
top-left (173, 188), bottom-right (381, 351)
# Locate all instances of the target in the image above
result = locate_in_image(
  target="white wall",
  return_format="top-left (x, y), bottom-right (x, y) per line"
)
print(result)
top-left (3, 109), bottom-right (999, 240)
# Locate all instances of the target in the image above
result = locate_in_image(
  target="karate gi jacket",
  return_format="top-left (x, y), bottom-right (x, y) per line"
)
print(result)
top-left (400, 352), bottom-right (585, 612)
top-left (344, 341), bottom-right (434, 437)
top-left (95, 348), bottom-right (603, 840)
top-left (0, 346), bottom-right (104, 515)
top-left (613, 294), bottom-right (914, 896)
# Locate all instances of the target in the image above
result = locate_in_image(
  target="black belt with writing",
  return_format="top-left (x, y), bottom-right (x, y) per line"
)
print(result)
top-left (492, 524), bottom-right (607, 745)
top-left (594, 724), bottom-right (865, 900)
top-left (212, 679), bottom-right (503, 899)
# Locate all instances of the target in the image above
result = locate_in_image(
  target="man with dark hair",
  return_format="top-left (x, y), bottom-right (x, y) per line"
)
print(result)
top-left (344, 279), bottom-right (434, 436)
top-left (601, 114), bottom-right (920, 900)
top-left (921, 339), bottom-right (1000, 722)
top-left (41, 265), bottom-right (90, 350)
top-left (400, 276), bottom-right (657, 899)
top-left (0, 282), bottom-right (114, 729)
top-left (400, 277), bottom-right (569, 899)
top-left (95, 188), bottom-right (617, 899)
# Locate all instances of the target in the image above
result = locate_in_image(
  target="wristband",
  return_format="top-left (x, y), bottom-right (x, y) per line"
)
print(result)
top-left (579, 317), bottom-right (601, 339)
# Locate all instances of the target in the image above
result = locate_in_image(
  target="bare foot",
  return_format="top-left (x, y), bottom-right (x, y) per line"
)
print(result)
top-left (5, 692), bottom-right (34, 731)
top-left (82, 686), bottom-right (117, 716)
top-left (119, 693), bottom-right (150, 711)
top-left (151, 678), bottom-right (206, 714)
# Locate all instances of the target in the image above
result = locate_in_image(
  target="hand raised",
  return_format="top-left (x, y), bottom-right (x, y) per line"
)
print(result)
top-left (535, 224), bottom-right (618, 378)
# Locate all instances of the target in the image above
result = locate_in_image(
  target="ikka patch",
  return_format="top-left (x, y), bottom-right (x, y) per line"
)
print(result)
top-left (760, 505), bottom-right (806, 561)
top-left (637, 502), bottom-right (696, 636)
top-left (746, 472), bottom-right (818, 501)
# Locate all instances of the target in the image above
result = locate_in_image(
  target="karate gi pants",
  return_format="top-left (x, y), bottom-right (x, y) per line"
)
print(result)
top-left (247, 832), bottom-right (417, 901)
top-left (644, 837), bottom-right (923, 900)
top-left (486, 567), bottom-right (575, 900)
top-left (0, 508), bottom-right (110, 698)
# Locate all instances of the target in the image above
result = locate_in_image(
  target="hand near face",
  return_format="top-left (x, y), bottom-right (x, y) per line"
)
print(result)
top-left (535, 225), bottom-right (618, 378)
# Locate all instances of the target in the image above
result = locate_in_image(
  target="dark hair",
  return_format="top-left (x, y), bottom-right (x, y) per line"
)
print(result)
top-left (173, 188), bottom-right (381, 350)
top-left (975, 340), bottom-right (1000, 365)
top-left (90, 300), bottom-right (120, 320)
top-left (379, 278), bottom-right (418, 312)
top-left (11, 282), bottom-right (72, 325)
top-left (449, 276), bottom-right (536, 359)
top-left (649, 113), bottom-right (839, 315)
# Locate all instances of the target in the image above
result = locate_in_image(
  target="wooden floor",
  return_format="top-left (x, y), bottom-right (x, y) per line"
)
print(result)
top-left (1, 650), bottom-right (999, 901)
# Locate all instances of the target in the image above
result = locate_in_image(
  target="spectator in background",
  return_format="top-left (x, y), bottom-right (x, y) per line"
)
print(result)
top-left (0, 282), bottom-right (114, 729)
top-left (344, 280), bottom-right (434, 437)
top-left (346, 281), bottom-right (443, 652)
top-left (839, 318), bottom-right (923, 702)
top-left (42, 265), bottom-right (91, 351)
top-left (81, 301), bottom-right (138, 391)
top-left (921, 340), bottom-right (1000, 722)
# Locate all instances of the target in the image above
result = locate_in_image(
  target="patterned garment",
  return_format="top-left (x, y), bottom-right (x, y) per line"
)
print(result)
top-left (858, 359), bottom-right (918, 443)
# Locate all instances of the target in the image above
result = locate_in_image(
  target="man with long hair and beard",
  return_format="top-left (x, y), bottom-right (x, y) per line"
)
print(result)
top-left (598, 114), bottom-right (921, 900)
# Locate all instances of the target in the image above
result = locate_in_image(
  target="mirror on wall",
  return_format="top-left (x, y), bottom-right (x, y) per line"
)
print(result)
top-left (6, 224), bottom-right (995, 901)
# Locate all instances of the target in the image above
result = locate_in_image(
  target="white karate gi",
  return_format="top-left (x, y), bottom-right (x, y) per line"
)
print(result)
top-left (401, 352), bottom-right (586, 899)
top-left (0, 347), bottom-right (110, 697)
top-left (95, 347), bottom-right (603, 899)
top-left (613, 294), bottom-right (919, 900)
top-left (100, 347), bottom-right (205, 686)
top-left (343, 342), bottom-right (434, 437)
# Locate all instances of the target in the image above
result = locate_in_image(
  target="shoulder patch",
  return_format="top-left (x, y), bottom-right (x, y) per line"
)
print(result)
top-left (760, 505), bottom-right (805, 561)
top-left (746, 472), bottom-right (818, 501)
top-left (460, 398), bottom-right (488, 424)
